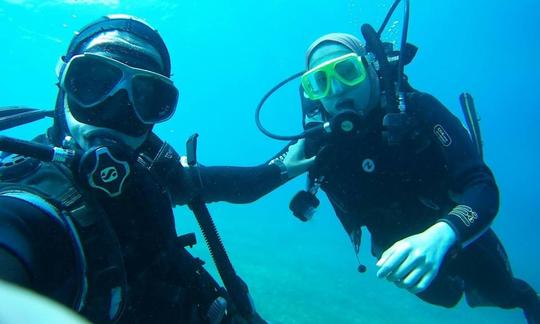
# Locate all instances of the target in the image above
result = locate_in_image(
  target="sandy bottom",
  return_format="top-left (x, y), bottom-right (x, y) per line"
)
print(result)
top-left (175, 201), bottom-right (526, 324)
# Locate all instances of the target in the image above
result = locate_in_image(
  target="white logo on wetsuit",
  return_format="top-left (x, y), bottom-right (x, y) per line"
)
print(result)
top-left (362, 158), bottom-right (375, 173)
top-left (449, 205), bottom-right (478, 227)
top-left (434, 124), bottom-right (452, 147)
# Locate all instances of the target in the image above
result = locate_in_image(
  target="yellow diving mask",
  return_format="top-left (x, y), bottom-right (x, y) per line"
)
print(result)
top-left (301, 53), bottom-right (368, 100)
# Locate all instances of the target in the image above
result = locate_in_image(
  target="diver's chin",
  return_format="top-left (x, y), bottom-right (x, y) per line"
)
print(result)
top-left (333, 99), bottom-right (372, 119)
top-left (85, 128), bottom-right (124, 144)
top-left (83, 127), bottom-right (147, 151)
top-left (335, 99), bottom-right (355, 111)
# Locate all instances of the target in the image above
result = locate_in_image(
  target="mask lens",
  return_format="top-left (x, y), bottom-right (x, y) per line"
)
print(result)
top-left (63, 56), bottom-right (123, 106)
top-left (302, 70), bottom-right (329, 100)
top-left (334, 56), bottom-right (366, 85)
top-left (132, 75), bottom-right (178, 123)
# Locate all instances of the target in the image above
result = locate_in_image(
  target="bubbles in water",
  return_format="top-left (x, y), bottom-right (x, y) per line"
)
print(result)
top-left (347, 0), bottom-right (361, 26)
top-left (381, 19), bottom-right (401, 49)
top-left (387, 20), bottom-right (400, 38)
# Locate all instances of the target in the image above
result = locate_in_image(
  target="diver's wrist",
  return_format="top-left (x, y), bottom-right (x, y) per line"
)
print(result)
top-left (430, 222), bottom-right (458, 247)
top-left (269, 158), bottom-right (289, 181)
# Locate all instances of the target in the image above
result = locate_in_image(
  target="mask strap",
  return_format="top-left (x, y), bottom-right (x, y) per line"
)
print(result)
top-left (55, 56), bottom-right (68, 79)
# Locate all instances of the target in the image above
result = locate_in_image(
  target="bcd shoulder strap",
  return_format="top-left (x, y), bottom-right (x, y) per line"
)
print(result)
top-left (0, 158), bottom-right (127, 323)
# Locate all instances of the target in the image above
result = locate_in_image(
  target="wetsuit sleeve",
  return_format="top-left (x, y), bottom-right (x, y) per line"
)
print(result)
top-left (196, 143), bottom-right (294, 203)
top-left (0, 196), bottom-right (77, 300)
top-left (412, 93), bottom-right (499, 246)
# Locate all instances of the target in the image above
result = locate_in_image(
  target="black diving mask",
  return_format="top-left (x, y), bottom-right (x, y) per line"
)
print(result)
top-left (61, 53), bottom-right (179, 126)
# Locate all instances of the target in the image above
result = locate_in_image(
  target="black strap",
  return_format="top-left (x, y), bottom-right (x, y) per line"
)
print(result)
top-left (58, 186), bottom-right (128, 323)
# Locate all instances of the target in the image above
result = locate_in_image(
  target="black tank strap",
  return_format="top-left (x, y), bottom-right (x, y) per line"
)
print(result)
top-left (52, 172), bottom-right (128, 323)
top-left (0, 156), bottom-right (128, 323)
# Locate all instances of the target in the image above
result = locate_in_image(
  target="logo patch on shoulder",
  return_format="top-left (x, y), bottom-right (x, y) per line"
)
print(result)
top-left (433, 124), bottom-right (452, 147)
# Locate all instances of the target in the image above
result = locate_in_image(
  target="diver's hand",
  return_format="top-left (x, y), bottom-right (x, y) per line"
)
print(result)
top-left (375, 222), bottom-right (457, 293)
top-left (0, 279), bottom-right (90, 323)
top-left (281, 139), bottom-right (315, 179)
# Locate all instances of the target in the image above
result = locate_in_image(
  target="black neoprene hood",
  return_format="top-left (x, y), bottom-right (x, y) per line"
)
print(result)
top-left (61, 14), bottom-right (171, 77)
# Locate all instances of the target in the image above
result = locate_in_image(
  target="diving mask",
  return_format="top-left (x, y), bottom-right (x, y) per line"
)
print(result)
top-left (301, 53), bottom-right (368, 100)
top-left (60, 53), bottom-right (179, 125)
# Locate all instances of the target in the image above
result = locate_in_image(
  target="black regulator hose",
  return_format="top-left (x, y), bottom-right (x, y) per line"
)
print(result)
top-left (395, 0), bottom-right (410, 96)
top-left (375, 0), bottom-right (411, 99)
top-left (0, 135), bottom-right (76, 163)
top-left (377, 0), bottom-right (406, 36)
top-left (255, 71), bottom-right (324, 141)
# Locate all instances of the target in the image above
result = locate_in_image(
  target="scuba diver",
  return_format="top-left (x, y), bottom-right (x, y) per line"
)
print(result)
top-left (254, 1), bottom-right (540, 323)
top-left (0, 14), bottom-right (308, 323)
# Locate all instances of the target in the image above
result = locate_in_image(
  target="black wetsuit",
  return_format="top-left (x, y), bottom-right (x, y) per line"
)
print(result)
top-left (0, 133), bottom-right (283, 323)
top-left (306, 92), bottom-right (538, 312)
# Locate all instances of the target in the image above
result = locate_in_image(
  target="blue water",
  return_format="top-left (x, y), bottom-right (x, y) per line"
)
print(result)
top-left (1, 0), bottom-right (539, 323)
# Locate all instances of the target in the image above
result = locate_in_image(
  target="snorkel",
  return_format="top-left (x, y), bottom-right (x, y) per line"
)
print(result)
top-left (255, 0), bottom-right (414, 142)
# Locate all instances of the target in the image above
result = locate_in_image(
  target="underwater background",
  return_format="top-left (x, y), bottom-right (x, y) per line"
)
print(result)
top-left (1, 0), bottom-right (539, 323)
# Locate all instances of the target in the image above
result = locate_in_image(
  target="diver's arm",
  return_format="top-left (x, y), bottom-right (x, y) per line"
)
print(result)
top-left (375, 93), bottom-right (497, 293)
top-left (195, 140), bottom-right (314, 204)
top-left (169, 140), bottom-right (314, 205)
top-left (413, 92), bottom-right (499, 247)
top-left (196, 163), bottom-right (285, 203)
top-left (196, 142), bottom-right (294, 204)
top-left (0, 196), bottom-right (77, 301)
